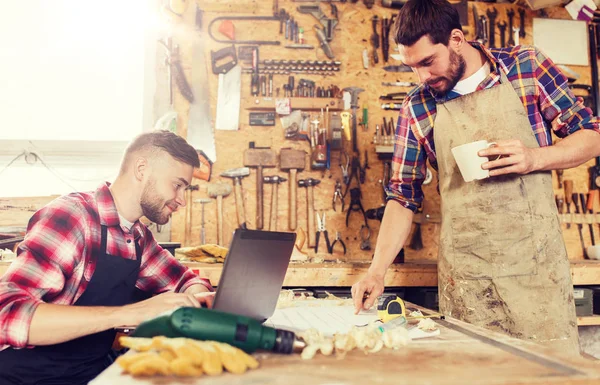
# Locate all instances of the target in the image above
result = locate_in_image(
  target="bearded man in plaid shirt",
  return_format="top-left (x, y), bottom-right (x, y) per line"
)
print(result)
top-left (352, 0), bottom-right (600, 357)
top-left (0, 130), bottom-right (214, 384)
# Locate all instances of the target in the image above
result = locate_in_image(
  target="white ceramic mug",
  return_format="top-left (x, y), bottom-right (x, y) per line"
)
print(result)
top-left (586, 245), bottom-right (600, 260)
top-left (451, 140), bottom-right (497, 182)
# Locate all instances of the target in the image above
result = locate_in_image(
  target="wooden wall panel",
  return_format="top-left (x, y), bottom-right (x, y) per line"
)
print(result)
top-left (1, 1), bottom-right (597, 265)
top-left (167, 1), bottom-right (600, 263)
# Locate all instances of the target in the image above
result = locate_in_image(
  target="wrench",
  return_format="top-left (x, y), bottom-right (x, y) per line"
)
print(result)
top-left (486, 8), bottom-right (498, 48)
top-left (497, 21), bottom-right (507, 47)
top-left (518, 8), bottom-right (526, 39)
top-left (507, 9), bottom-right (515, 46)
top-left (513, 26), bottom-right (520, 46)
top-left (480, 16), bottom-right (489, 46)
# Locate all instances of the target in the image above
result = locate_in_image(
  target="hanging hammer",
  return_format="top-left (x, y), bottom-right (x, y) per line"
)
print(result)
top-left (244, 142), bottom-right (277, 229)
top-left (221, 167), bottom-right (250, 229)
top-left (298, 178), bottom-right (321, 247)
top-left (194, 198), bottom-right (212, 245)
top-left (185, 185), bottom-right (199, 246)
top-left (264, 175), bottom-right (287, 231)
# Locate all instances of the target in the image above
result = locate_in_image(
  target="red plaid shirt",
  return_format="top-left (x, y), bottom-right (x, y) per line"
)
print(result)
top-left (0, 183), bottom-right (212, 349)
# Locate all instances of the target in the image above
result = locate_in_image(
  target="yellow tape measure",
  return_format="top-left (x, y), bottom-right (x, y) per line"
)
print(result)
top-left (377, 295), bottom-right (406, 323)
top-left (377, 295), bottom-right (445, 323)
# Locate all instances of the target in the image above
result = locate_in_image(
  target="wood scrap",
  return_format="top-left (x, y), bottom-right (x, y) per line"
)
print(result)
top-left (174, 244), bottom-right (228, 263)
top-left (117, 336), bottom-right (259, 378)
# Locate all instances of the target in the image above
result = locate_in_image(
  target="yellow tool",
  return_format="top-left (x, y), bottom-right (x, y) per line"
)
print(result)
top-left (377, 295), bottom-right (406, 323)
top-left (340, 111), bottom-right (351, 141)
top-left (377, 295), bottom-right (444, 323)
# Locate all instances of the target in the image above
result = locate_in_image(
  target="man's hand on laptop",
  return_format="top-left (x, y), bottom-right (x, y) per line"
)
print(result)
top-left (117, 292), bottom-right (207, 326)
top-left (193, 292), bottom-right (215, 308)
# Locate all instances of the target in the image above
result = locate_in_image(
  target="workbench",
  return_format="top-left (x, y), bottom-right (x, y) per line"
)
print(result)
top-left (90, 308), bottom-right (600, 385)
top-left (3, 260), bottom-right (600, 325)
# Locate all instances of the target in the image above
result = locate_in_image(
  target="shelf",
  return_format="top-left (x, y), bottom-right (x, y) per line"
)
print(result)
top-left (2, 260), bottom-right (600, 287)
top-left (578, 315), bottom-right (600, 326)
top-left (244, 97), bottom-right (344, 111)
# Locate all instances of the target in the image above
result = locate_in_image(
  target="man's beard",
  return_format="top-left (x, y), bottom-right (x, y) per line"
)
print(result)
top-left (140, 178), bottom-right (172, 225)
top-left (426, 49), bottom-right (466, 96)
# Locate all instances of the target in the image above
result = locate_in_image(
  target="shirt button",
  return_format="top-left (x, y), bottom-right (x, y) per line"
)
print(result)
top-left (127, 239), bottom-right (132, 244)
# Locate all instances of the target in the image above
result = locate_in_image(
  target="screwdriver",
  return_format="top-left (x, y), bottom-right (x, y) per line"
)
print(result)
top-left (582, 192), bottom-right (595, 247)
top-left (555, 194), bottom-right (564, 226)
top-left (564, 180), bottom-right (573, 229)
top-left (572, 193), bottom-right (586, 258)
top-left (590, 190), bottom-right (599, 244)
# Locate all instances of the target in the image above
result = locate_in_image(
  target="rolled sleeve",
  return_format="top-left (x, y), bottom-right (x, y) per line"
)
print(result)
top-left (534, 47), bottom-right (600, 137)
top-left (0, 198), bottom-right (86, 348)
top-left (385, 98), bottom-right (427, 212)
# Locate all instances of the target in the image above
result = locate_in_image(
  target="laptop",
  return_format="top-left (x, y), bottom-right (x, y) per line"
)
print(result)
top-left (212, 228), bottom-right (296, 322)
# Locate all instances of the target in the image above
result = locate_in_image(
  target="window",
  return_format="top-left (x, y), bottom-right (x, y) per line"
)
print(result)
top-left (0, 0), bottom-right (158, 197)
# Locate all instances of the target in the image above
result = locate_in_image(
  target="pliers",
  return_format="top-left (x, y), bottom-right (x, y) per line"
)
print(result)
top-left (332, 180), bottom-right (344, 212)
top-left (315, 211), bottom-right (332, 254)
top-left (346, 187), bottom-right (368, 228)
top-left (330, 231), bottom-right (346, 255)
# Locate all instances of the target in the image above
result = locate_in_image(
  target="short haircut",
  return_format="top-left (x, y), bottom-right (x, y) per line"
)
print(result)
top-left (392, 0), bottom-right (462, 47)
top-left (121, 130), bottom-right (199, 172)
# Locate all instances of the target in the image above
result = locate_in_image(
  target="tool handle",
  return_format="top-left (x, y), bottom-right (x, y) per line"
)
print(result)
top-left (572, 193), bottom-right (581, 214)
top-left (217, 196), bottom-right (224, 246)
top-left (556, 169), bottom-right (564, 189)
top-left (234, 179), bottom-right (246, 228)
top-left (589, 190), bottom-right (598, 212)
top-left (289, 169), bottom-right (298, 230)
top-left (580, 193), bottom-right (588, 214)
top-left (307, 187), bottom-right (316, 247)
top-left (270, 184), bottom-right (278, 231)
top-left (185, 189), bottom-right (193, 246)
top-left (257, 166), bottom-right (264, 229)
top-left (200, 228), bottom-right (206, 245)
top-left (564, 180), bottom-right (574, 204)
top-left (555, 194), bottom-right (564, 213)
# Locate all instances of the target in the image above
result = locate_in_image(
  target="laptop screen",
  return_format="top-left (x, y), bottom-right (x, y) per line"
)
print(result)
top-left (213, 229), bottom-right (296, 321)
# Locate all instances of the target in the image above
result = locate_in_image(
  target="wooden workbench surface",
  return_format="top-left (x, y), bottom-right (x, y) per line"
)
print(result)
top-left (1, 260), bottom-right (600, 287)
top-left (90, 311), bottom-right (600, 385)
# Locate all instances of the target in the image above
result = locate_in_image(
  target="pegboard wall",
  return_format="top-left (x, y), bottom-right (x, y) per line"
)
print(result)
top-left (158, 0), bottom-right (597, 263)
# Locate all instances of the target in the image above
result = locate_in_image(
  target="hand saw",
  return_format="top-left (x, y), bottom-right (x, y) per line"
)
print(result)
top-left (186, 6), bottom-right (217, 170)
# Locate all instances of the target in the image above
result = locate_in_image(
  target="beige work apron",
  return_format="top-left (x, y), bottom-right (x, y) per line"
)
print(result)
top-left (434, 70), bottom-right (579, 355)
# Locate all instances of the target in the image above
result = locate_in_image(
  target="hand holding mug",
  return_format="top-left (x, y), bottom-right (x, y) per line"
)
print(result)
top-left (478, 139), bottom-right (537, 177)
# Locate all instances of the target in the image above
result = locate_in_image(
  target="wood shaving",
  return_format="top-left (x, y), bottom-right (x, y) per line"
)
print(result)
top-left (417, 318), bottom-right (438, 331)
top-left (117, 336), bottom-right (259, 377)
top-left (298, 323), bottom-right (409, 360)
top-left (276, 290), bottom-right (353, 309)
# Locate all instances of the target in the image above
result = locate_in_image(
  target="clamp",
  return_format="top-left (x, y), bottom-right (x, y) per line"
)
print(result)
top-left (339, 151), bottom-right (350, 185)
top-left (330, 231), bottom-right (346, 255)
top-left (346, 188), bottom-right (368, 228)
top-left (333, 180), bottom-right (345, 212)
top-left (360, 225), bottom-right (372, 251)
top-left (315, 211), bottom-right (332, 254)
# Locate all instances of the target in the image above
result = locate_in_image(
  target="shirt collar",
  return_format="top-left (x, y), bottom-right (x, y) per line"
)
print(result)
top-left (95, 182), bottom-right (144, 239)
top-left (427, 41), bottom-right (502, 104)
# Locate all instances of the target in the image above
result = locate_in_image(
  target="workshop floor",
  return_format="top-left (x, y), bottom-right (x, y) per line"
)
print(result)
top-left (580, 326), bottom-right (600, 359)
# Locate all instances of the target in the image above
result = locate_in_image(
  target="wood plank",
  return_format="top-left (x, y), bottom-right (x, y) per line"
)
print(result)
top-left (571, 261), bottom-right (600, 285)
top-left (2, 260), bottom-right (600, 287)
top-left (577, 316), bottom-right (600, 326)
top-left (90, 310), bottom-right (600, 385)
